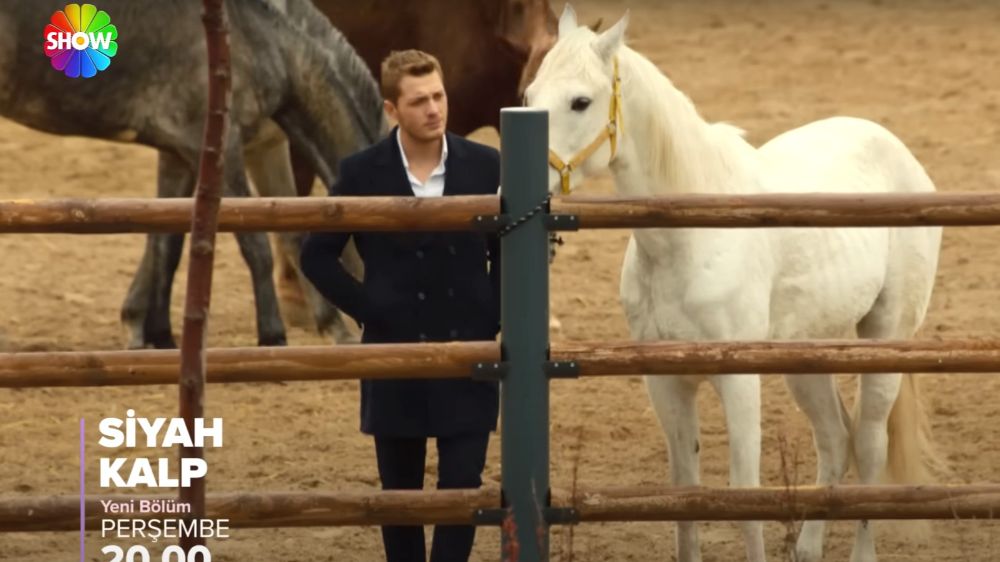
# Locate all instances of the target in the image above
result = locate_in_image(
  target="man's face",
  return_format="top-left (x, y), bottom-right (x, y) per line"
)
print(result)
top-left (385, 71), bottom-right (448, 142)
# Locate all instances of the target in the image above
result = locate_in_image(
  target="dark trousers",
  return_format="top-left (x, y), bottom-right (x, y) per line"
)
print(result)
top-left (374, 433), bottom-right (490, 562)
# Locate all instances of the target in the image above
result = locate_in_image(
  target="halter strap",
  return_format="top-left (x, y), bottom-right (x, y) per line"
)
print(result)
top-left (548, 57), bottom-right (623, 194)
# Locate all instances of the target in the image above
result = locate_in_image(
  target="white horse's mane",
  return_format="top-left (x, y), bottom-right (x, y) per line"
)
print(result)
top-left (621, 46), bottom-right (756, 194)
top-left (544, 25), bottom-right (756, 194)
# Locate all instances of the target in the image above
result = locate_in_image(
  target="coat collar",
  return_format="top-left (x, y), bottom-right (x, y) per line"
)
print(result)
top-left (374, 126), bottom-right (466, 164)
top-left (372, 126), bottom-right (469, 196)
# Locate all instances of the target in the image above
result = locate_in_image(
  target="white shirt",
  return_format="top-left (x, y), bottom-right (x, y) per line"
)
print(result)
top-left (397, 128), bottom-right (448, 198)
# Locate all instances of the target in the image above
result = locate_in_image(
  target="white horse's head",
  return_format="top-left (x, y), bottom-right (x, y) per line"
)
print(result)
top-left (524, 5), bottom-right (629, 194)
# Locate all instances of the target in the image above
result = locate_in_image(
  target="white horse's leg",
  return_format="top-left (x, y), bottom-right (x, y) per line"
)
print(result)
top-left (645, 375), bottom-right (702, 562)
top-left (784, 374), bottom-right (852, 562)
top-left (849, 285), bottom-right (925, 562)
top-left (849, 372), bottom-right (901, 562)
top-left (711, 374), bottom-right (765, 562)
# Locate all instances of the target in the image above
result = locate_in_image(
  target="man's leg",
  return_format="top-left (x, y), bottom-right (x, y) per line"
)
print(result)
top-left (375, 436), bottom-right (427, 562)
top-left (429, 433), bottom-right (490, 562)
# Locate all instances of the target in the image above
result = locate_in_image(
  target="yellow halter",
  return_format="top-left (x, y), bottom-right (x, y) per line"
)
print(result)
top-left (547, 57), bottom-right (624, 195)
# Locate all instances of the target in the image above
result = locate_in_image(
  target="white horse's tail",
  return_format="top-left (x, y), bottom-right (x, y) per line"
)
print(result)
top-left (885, 373), bottom-right (941, 485)
top-left (880, 373), bottom-right (946, 543)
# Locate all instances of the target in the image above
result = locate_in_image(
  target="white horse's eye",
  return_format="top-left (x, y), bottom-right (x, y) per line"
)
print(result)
top-left (571, 97), bottom-right (592, 112)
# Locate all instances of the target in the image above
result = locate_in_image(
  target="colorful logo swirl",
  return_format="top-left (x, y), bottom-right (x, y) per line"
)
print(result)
top-left (43, 4), bottom-right (118, 78)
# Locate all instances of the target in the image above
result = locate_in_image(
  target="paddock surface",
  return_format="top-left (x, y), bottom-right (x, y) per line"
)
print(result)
top-left (2, 1), bottom-right (1000, 560)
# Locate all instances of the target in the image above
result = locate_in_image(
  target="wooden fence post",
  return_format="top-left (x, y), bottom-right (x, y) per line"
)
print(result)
top-left (178, 0), bottom-right (230, 552)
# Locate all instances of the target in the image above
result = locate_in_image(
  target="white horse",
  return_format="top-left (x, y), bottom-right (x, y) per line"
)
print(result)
top-left (525, 6), bottom-right (942, 562)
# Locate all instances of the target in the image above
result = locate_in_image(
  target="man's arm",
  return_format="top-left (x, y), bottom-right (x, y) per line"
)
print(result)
top-left (300, 161), bottom-right (376, 326)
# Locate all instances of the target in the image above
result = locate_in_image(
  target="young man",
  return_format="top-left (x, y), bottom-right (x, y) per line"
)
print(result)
top-left (300, 50), bottom-right (500, 562)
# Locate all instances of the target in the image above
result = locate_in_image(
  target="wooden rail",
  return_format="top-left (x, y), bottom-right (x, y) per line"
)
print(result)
top-left (5, 192), bottom-right (1000, 234)
top-left (558, 339), bottom-right (1000, 376)
top-left (0, 343), bottom-right (500, 387)
top-left (3, 339), bottom-right (1000, 388)
top-left (0, 196), bottom-right (499, 233)
top-left (553, 191), bottom-right (1000, 228)
top-left (3, 484), bottom-right (998, 532)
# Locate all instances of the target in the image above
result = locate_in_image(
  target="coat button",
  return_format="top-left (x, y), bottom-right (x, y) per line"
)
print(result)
top-left (447, 288), bottom-right (455, 298)
top-left (417, 291), bottom-right (426, 301)
top-left (416, 250), bottom-right (424, 259)
top-left (419, 333), bottom-right (428, 342)
top-left (449, 329), bottom-right (459, 338)
top-left (448, 245), bottom-right (456, 255)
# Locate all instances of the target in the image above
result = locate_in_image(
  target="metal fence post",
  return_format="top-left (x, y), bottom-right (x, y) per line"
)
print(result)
top-left (499, 108), bottom-right (550, 562)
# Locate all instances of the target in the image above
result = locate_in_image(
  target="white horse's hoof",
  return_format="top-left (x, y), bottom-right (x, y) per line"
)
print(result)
top-left (792, 519), bottom-right (827, 562)
top-left (549, 315), bottom-right (562, 331)
top-left (849, 520), bottom-right (878, 562)
top-left (794, 542), bottom-right (823, 562)
top-left (849, 545), bottom-right (878, 562)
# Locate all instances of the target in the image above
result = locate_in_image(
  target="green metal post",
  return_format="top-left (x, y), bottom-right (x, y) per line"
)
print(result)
top-left (499, 108), bottom-right (550, 562)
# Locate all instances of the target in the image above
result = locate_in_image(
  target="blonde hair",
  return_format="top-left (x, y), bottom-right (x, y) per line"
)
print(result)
top-left (380, 49), bottom-right (444, 102)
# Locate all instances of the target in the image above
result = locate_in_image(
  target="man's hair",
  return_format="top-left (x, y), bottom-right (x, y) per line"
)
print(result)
top-left (380, 50), bottom-right (444, 103)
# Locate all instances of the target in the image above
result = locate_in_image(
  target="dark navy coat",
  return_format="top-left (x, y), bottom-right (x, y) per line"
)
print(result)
top-left (300, 129), bottom-right (501, 437)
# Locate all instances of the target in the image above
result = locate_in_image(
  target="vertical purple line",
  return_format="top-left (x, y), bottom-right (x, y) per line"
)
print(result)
top-left (79, 418), bottom-right (85, 562)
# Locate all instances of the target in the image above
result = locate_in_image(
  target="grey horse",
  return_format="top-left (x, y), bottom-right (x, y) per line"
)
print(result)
top-left (0, 0), bottom-right (383, 348)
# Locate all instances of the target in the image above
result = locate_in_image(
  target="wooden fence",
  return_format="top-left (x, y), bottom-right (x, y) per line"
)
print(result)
top-left (2, 110), bottom-right (1000, 562)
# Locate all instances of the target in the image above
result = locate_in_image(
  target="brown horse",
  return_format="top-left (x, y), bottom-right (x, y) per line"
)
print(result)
top-left (284, 0), bottom-right (562, 197)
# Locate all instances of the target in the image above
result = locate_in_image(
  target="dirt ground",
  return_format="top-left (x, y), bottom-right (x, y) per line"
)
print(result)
top-left (3, 0), bottom-right (1000, 560)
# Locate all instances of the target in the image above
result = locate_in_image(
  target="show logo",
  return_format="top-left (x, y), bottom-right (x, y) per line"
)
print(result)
top-left (43, 3), bottom-right (118, 78)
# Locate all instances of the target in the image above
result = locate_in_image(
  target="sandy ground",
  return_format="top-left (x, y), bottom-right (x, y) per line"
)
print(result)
top-left (3, 0), bottom-right (1000, 560)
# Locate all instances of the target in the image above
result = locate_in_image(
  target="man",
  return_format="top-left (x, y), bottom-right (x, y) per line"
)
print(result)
top-left (300, 50), bottom-right (500, 562)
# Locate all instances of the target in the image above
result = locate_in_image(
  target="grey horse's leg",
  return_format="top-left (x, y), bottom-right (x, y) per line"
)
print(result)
top-left (225, 143), bottom-right (287, 346)
top-left (243, 124), bottom-right (357, 342)
top-left (121, 238), bottom-right (156, 349)
top-left (121, 151), bottom-right (192, 349)
top-left (272, 229), bottom-right (364, 343)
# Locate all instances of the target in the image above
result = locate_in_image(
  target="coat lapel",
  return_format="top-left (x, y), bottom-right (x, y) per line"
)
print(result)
top-left (372, 127), bottom-right (441, 247)
top-left (442, 132), bottom-right (467, 197)
top-left (373, 127), bottom-right (416, 197)
top-left (370, 130), bottom-right (476, 247)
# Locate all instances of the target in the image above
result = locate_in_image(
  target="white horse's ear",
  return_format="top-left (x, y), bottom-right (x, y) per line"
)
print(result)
top-left (558, 3), bottom-right (578, 38)
top-left (592, 10), bottom-right (629, 60)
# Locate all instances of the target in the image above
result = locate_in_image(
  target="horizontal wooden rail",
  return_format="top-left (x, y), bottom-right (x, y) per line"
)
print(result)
top-left (572, 484), bottom-right (1000, 522)
top-left (0, 196), bottom-right (499, 233)
top-left (4, 192), bottom-right (1000, 234)
top-left (0, 343), bottom-right (500, 387)
top-left (557, 339), bottom-right (1000, 376)
top-left (553, 191), bottom-right (1000, 228)
top-left (2, 485), bottom-right (998, 532)
top-left (3, 339), bottom-right (1000, 388)
top-left (0, 489), bottom-right (500, 532)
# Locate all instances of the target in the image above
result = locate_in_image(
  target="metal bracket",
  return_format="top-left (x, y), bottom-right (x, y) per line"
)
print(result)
top-left (545, 507), bottom-right (580, 525)
top-left (545, 214), bottom-right (579, 231)
top-left (473, 489), bottom-right (508, 525)
top-left (473, 504), bottom-right (578, 526)
top-left (471, 214), bottom-right (509, 232)
top-left (471, 361), bottom-right (509, 381)
top-left (472, 507), bottom-right (508, 526)
top-left (544, 360), bottom-right (580, 379)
